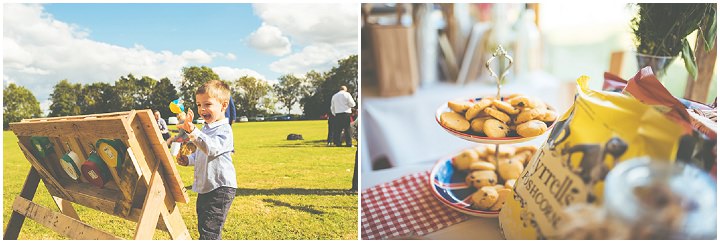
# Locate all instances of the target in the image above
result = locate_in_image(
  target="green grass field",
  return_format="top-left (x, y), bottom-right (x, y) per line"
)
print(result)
top-left (3, 120), bottom-right (358, 240)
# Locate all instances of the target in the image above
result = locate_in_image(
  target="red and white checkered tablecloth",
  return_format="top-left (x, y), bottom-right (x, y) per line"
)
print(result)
top-left (361, 171), bottom-right (469, 240)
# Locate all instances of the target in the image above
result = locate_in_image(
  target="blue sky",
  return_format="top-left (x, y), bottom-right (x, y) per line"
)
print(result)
top-left (4, 3), bottom-right (359, 114)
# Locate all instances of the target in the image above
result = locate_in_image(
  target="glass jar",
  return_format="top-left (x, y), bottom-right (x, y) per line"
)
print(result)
top-left (604, 158), bottom-right (717, 240)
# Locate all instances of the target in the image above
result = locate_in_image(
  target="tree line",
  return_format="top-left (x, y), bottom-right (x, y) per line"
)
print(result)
top-left (3, 55), bottom-right (357, 130)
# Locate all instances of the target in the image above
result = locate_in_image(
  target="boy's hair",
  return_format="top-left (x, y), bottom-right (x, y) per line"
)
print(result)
top-left (196, 80), bottom-right (231, 103)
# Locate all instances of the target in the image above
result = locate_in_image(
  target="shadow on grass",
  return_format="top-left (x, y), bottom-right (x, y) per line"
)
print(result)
top-left (262, 198), bottom-right (325, 215)
top-left (183, 186), bottom-right (357, 196)
top-left (261, 139), bottom-right (331, 148)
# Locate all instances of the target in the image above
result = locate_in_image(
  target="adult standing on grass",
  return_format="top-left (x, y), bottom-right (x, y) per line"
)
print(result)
top-left (330, 85), bottom-right (356, 147)
top-left (154, 110), bottom-right (171, 141)
top-left (176, 80), bottom-right (237, 240)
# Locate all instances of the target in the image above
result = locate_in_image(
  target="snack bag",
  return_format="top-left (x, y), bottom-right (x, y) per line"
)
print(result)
top-left (498, 75), bottom-right (689, 239)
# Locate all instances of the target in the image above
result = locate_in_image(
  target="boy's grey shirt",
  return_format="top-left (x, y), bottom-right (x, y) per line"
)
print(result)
top-left (186, 118), bottom-right (237, 194)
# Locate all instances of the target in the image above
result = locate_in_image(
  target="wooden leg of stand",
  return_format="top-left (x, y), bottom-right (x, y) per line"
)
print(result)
top-left (133, 171), bottom-right (165, 240)
top-left (3, 168), bottom-right (41, 240)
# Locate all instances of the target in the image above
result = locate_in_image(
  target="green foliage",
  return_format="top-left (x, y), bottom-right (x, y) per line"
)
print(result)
top-left (48, 79), bottom-right (82, 117)
top-left (180, 66), bottom-right (220, 111)
top-left (151, 77), bottom-right (179, 120)
top-left (3, 83), bottom-right (42, 130)
top-left (274, 74), bottom-right (305, 114)
top-left (300, 55), bottom-right (358, 119)
top-left (3, 121), bottom-right (357, 239)
top-left (632, 3), bottom-right (717, 78)
top-left (79, 82), bottom-right (116, 114)
top-left (233, 75), bottom-right (271, 117)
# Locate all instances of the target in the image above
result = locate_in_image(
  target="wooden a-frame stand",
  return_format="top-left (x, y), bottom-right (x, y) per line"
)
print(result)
top-left (4, 110), bottom-right (191, 240)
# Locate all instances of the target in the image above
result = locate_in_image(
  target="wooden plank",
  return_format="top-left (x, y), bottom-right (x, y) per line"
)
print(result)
top-left (52, 196), bottom-right (80, 220)
top-left (12, 197), bottom-right (121, 240)
top-left (21, 111), bottom-right (131, 122)
top-left (17, 141), bottom-right (74, 201)
top-left (3, 168), bottom-right (42, 240)
top-left (10, 117), bottom-right (130, 140)
top-left (112, 148), bottom-right (142, 217)
top-left (160, 203), bottom-right (191, 240)
top-left (133, 170), bottom-right (165, 240)
top-left (18, 137), bottom-right (62, 184)
top-left (135, 110), bottom-right (189, 203)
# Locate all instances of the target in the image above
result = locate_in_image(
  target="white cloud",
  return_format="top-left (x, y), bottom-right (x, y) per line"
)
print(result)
top-left (212, 66), bottom-right (267, 81)
top-left (181, 49), bottom-right (213, 64)
top-left (252, 3), bottom-right (358, 46)
top-left (269, 43), bottom-right (350, 75)
top-left (246, 23), bottom-right (291, 56)
top-left (2, 3), bottom-right (227, 114)
top-left (250, 3), bottom-right (358, 75)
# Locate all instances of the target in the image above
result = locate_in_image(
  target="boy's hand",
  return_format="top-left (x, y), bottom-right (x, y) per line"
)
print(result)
top-left (178, 109), bottom-right (195, 133)
top-left (177, 155), bottom-right (189, 166)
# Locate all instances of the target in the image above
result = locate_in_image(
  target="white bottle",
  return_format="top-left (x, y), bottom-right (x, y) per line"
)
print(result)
top-left (514, 9), bottom-right (542, 76)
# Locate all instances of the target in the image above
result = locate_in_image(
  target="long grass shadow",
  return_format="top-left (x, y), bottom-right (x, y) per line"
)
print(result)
top-left (261, 139), bottom-right (330, 148)
top-left (235, 187), bottom-right (355, 196)
top-left (262, 198), bottom-right (325, 215)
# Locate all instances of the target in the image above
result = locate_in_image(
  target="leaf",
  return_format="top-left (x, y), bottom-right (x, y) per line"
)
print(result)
top-left (702, 8), bottom-right (716, 51)
top-left (682, 38), bottom-right (698, 79)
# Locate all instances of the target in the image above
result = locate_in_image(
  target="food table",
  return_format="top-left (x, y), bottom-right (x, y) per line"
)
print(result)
top-left (360, 71), bottom-right (568, 239)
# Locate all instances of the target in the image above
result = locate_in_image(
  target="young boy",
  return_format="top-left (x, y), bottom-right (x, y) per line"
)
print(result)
top-left (177, 80), bottom-right (237, 240)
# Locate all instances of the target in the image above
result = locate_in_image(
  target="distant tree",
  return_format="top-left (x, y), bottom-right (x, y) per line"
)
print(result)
top-left (135, 76), bottom-right (157, 109)
top-left (49, 79), bottom-right (82, 117)
top-left (260, 96), bottom-right (278, 115)
top-left (3, 83), bottom-right (42, 130)
top-left (113, 74), bottom-right (139, 111)
top-left (79, 82), bottom-right (115, 114)
top-left (233, 75), bottom-right (271, 117)
top-left (180, 66), bottom-right (219, 111)
top-left (300, 55), bottom-right (358, 119)
top-left (274, 74), bottom-right (304, 114)
top-left (150, 77), bottom-right (178, 119)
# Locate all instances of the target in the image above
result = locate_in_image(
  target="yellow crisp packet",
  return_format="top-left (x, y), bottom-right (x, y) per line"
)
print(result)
top-left (498, 76), bottom-right (685, 239)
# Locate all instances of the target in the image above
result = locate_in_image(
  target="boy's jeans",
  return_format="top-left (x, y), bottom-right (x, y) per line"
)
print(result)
top-left (197, 186), bottom-right (236, 240)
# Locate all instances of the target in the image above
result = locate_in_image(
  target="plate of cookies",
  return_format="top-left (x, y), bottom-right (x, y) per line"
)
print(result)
top-left (436, 94), bottom-right (557, 144)
top-left (429, 144), bottom-right (536, 217)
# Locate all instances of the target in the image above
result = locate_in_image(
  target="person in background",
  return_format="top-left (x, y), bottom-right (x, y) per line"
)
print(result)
top-left (226, 96), bottom-right (236, 126)
top-left (330, 85), bottom-right (356, 147)
top-left (154, 110), bottom-right (171, 141)
top-left (326, 112), bottom-right (335, 146)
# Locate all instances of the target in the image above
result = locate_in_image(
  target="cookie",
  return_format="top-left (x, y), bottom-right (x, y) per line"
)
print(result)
top-left (471, 186), bottom-right (499, 210)
top-left (492, 99), bottom-right (520, 115)
top-left (482, 118), bottom-right (509, 138)
top-left (497, 146), bottom-right (516, 157)
top-left (474, 144), bottom-right (493, 158)
top-left (465, 170), bottom-right (498, 189)
top-left (488, 188), bottom-right (512, 211)
top-left (469, 161), bottom-right (496, 171)
top-left (448, 101), bottom-right (473, 113)
top-left (505, 179), bottom-right (517, 189)
top-left (514, 108), bottom-right (542, 124)
top-left (484, 107), bottom-right (511, 123)
top-left (498, 157), bottom-right (524, 181)
top-left (539, 109), bottom-right (558, 122)
top-left (452, 149), bottom-right (479, 171)
top-left (440, 112), bottom-right (470, 132)
top-left (516, 120), bottom-right (548, 137)
top-left (469, 117), bottom-right (489, 133)
top-left (514, 145), bottom-right (537, 155)
top-left (506, 93), bottom-right (523, 99)
top-left (509, 96), bottom-right (539, 108)
top-left (494, 184), bottom-right (507, 191)
top-left (511, 151), bottom-right (532, 165)
top-left (465, 98), bottom-right (493, 120)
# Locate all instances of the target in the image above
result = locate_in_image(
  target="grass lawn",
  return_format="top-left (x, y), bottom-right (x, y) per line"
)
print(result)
top-left (3, 120), bottom-right (358, 240)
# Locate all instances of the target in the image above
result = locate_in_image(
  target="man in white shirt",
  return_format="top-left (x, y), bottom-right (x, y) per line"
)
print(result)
top-left (330, 85), bottom-right (356, 147)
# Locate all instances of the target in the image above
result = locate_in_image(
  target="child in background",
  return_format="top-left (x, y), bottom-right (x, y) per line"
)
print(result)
top-left (176, 80), bottom-right (237, 240)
